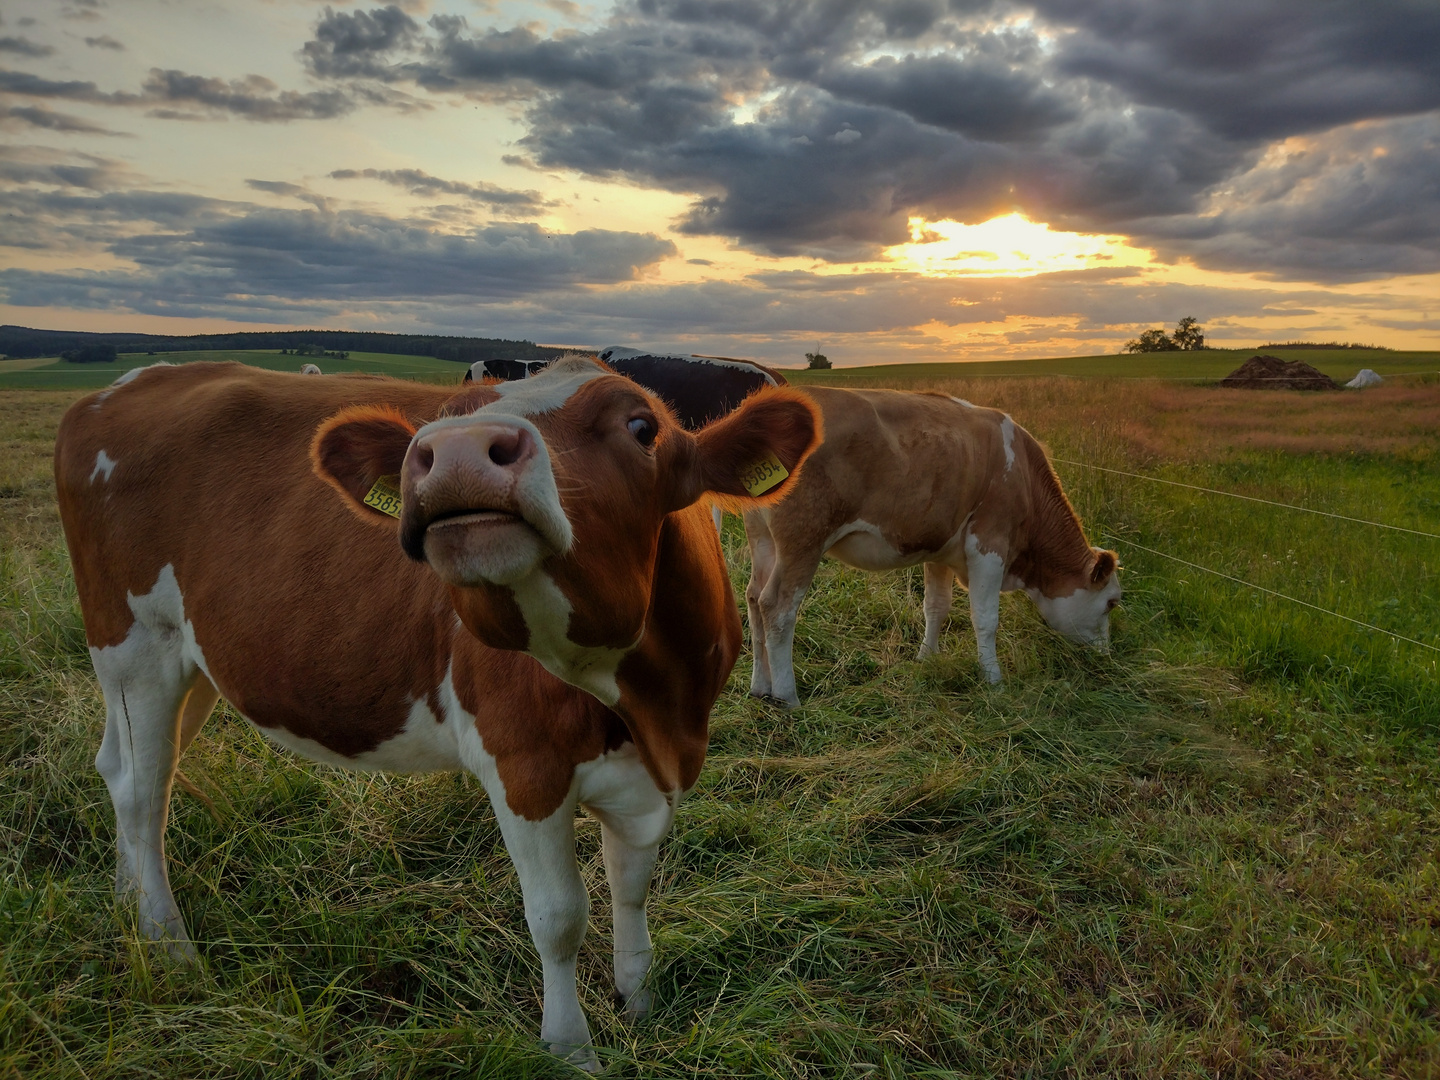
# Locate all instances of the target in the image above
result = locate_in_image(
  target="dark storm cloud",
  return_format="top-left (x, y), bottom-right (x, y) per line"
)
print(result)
top-left (1137, 115), bottom-right (1440, 281)
top-left (302, 4), bottom-right (423, 80)
top-left (328, 168), bottom-right (553, 215)
top-left (0, 68), bottom-right (138, 103)
top-left (1, 104), bottom-right (126, 135)
top-left (140, 69), bottom-right (356, 121)
top-left (292, 1), bottom-right (1440, 281)
top-left (0, 60), bottom-right (415, 124)
top-left (0, 158), bottom-right (678, 321)
top-left (1038, 0), bottom-right (1440, 140)
top-left (0, 35), bottom-right (54, 57)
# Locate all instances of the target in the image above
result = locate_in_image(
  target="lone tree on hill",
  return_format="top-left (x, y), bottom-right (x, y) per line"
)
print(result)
top-left (805, 349), bottom-right (831, 370)
top-left (1125, 316), bottom-right (1205, 353)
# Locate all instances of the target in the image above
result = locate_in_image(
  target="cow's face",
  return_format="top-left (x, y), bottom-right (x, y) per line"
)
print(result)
top-left (1029, 549), bottom-right (1121, 648)
top-left (313, 356), bottom-right (821, 702)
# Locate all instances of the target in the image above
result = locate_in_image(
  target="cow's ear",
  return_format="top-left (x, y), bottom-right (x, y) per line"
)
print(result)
top-left (671, 387), bottom-right (822, 512)
top-left (1091, 549), bottom-right (1118, 585)
top-left (311, 405), bottom-right (416, 523)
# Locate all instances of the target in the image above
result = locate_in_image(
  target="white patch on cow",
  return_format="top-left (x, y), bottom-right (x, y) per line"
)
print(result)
top-left (90, 449), bottom-right (117, 483)
top-left (113, 362), bottom-right (171, 388)
top-left (1000, 415), bottom-right (1016, 471)
top-left (575, 741), bottom-right (676, 850)
top-left (490, 355), bottom-right (607, 416)
top-left (300, 363), bottom-right (322, 375)
top-left (249, 694), bottom-right (462, 773)
top-left (598, 345), bottom-right (780, 387)
top-left (510, 570), bottom-right (633, 707)
top-left (89, 562), bottom-right (206, 954)
top-left (410, 411), bottom-right (575, 559)
top-left (949, 396), bottom-right (976, 408)
top-left (93, 361), bottom-right (173, 407)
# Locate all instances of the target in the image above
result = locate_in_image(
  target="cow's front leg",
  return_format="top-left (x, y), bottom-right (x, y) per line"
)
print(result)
top-left (963, 537), bottom-right (1007, 683)
top-left (601, 823), bottom-right (660, 1016)
top-left (485, 786), bottom-right (595, 1070)
top-left (578, 743), bottom-right (677, 1019)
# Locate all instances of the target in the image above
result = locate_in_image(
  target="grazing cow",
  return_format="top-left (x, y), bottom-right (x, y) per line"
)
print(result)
top-left (55, 357), bottom-right (820, 1069)
top-left (745, 387), bottom-right (1120, 706)
top-left (465, 358), bottom-right (551, 382)
top-left (299, 363), bottom-right (322, 375)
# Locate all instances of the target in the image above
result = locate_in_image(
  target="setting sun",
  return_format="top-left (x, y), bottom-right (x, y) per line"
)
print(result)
top-left (885, 213), bottom-right (1151, 277)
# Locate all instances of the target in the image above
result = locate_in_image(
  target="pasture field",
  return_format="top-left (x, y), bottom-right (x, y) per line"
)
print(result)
top-left (0, 350), bottom-right (470, 391)
top-left (1, 374), bottom-right (1437, 1078)
top-left (789, 347), bottom-right (1440, 385)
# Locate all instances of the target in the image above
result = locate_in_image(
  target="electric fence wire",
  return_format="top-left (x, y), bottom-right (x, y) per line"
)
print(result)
top-left (1104, 535), bottom-right (1440, 655)
top-left (1055, 458), bottom-right (1440, 540)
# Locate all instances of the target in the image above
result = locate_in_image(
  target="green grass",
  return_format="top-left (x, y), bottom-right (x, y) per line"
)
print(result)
top-left (0, 350), bottom-right (470, 390)
top-left (788, 348), bottom-right (1440, 385)
top-left (1, 378), bottom-right (1437, 1078)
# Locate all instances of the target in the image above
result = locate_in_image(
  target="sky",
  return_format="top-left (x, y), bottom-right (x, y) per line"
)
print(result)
top-left (1, 0), bottom-right (1438, 365)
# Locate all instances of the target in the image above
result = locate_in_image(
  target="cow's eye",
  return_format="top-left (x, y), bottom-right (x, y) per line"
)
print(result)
top-left (627, 416), bottom-right (656, 447)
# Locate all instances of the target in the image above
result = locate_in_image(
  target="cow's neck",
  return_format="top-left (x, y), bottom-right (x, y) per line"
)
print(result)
top-left (611, 508), bottom-right (739, 795)
top-left (1009, 454), bottom-right (1094, 598)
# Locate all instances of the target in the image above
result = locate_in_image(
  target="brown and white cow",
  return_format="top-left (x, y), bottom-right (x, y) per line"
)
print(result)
top-left (54, 357), bottom-right (820, 1069)
top-left (744, 387), bottom-right (1119, 706)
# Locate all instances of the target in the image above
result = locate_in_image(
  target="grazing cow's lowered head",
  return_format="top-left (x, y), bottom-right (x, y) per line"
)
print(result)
top-left (312, 355), bottom-right (821, 709)
top-left (1023, 548), bottom-right (1121, 649)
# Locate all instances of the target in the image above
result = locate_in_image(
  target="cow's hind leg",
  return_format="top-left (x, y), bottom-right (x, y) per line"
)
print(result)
top-left (742, 510), bottom-right (779, 699)
top-left (756, 548), bottom-right (824, 709)
top-left (91, 626), bottom-right (201, 959)
top-left (919, 561), bottom-right (954, 659)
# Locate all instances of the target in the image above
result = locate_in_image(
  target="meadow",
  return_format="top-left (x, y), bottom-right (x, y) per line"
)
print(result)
top-left (0, 350), bottom-right (468, 391)
top-left (1, 358), bottom-right (1437, 1078)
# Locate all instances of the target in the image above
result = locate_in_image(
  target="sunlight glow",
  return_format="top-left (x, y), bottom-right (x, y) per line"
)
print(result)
top-left (885, 213), bottom-right (1150, 276)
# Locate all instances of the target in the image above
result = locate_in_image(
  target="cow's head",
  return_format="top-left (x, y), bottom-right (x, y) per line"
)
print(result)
top-left (312, 356), bottom-right (821, 702)
top-left (1027, 548), bottom-right (1121, 648)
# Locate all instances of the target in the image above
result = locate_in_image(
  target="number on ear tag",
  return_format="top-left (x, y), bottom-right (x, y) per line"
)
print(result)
top-left (363, 475), bottom-right (403, 518)
top-left (738, 452), bottom-right (788, 496)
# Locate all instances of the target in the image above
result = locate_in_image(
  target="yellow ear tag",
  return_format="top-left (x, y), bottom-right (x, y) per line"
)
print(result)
top-left (362, 475), bottom-right (403, 518)
top-left (738, 452), bottom-right (789, 496)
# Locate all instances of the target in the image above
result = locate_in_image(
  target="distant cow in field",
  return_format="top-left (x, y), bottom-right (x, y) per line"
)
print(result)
top-left (595, 347), bottom-right (788, 430)
top-left (745, 387), bottom-right (1119, 706)
top-left (465, 358), bottom-right (550, 382)
top-left (55, 358), bottom-right (820, 1069)
top-left (299, 363), bottom-right (322, 375)
top-left (469, 347), bottom-right (787, 432)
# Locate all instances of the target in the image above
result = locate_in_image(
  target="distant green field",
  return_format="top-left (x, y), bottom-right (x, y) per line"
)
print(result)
top-left (790, 347), bottom-right (1440, 385)
top-left (0, 350), bottom-right (470, 390)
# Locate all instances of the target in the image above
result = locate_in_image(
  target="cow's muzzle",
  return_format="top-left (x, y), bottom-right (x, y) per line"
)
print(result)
top-left (399, 416), bottom-right (571, 585)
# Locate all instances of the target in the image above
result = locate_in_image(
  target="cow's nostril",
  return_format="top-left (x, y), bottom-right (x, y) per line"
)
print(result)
top-left (488, 428), bottom-right (529, 467)
top-left (412, 442), bottom-right (435, 479)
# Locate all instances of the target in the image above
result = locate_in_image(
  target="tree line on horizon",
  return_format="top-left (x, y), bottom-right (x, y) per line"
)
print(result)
top-left (0, 325), bottom-right (564, 365)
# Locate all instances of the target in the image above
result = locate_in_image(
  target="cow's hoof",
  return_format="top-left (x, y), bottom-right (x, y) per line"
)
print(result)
top-left (547, 1042), bottom-right (599, 1073)
top-left (766, 693), bottom-right (800, 709)
top-left (614, 985), bottom-right (653, 1018)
